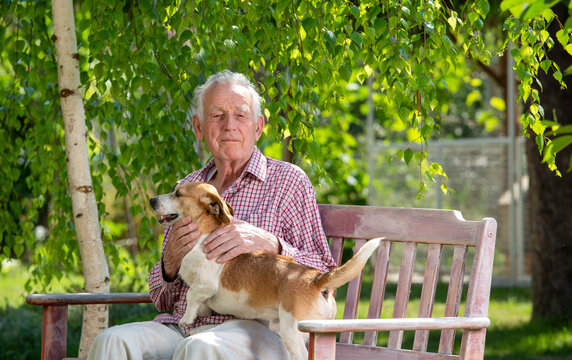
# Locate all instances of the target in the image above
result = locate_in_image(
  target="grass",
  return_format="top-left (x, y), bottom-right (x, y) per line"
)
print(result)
top-left (2, 262), bottom-right (572, 359)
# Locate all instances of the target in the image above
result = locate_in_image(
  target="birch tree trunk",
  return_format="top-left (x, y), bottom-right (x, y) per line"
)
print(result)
top-left (51, 0), bottom-right (110, 356)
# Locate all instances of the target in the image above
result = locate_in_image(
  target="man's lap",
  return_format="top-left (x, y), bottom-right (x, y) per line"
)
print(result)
top-left (88, 319), bottom-right (288, 360)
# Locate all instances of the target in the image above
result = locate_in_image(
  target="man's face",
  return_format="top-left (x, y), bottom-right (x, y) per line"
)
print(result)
top-left (193, 82), bottom-right (264, 165)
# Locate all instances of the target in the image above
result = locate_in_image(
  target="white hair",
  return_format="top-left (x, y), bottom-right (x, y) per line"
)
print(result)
top-left (192, 70), bottom-right (262, 122)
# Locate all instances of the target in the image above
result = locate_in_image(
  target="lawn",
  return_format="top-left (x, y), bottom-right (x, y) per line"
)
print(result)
top-left (1, 261), bottom-right (572, 359)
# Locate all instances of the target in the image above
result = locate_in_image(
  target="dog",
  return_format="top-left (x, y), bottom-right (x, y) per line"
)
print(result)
top-left (150, 182), bottom-right (381, 360)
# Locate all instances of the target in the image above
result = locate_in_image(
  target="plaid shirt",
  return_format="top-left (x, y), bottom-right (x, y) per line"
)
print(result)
top-left (148, 147), bottom-right (336, 334)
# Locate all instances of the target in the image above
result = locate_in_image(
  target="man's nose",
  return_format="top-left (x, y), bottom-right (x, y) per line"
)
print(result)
top-left (221, 114), bottom-right (238, 128)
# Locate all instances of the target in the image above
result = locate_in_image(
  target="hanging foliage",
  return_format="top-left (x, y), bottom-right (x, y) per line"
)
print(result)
top-left (1, 0), bottom-right (570, 293)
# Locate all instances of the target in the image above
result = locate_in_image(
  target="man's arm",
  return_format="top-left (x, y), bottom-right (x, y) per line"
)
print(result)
top-left (148, 218), bottom-right (200, 311)
top-left (277, 177), bottom-right (337, 272)
top-left (201, 218), bottom-right (280, 263)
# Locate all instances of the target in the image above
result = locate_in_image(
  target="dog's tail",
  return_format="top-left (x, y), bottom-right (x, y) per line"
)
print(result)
top-left (315, 237), bottom-right (383, 290)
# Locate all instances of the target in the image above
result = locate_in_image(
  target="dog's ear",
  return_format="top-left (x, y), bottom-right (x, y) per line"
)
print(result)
top-left (225, 201), bottom-right (234, 216)
top-left (200, 193), bottom-right (232, 225)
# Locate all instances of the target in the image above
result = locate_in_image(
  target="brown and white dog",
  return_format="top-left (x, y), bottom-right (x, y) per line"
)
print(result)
top-left (150, 182), bottom-right (381, 360)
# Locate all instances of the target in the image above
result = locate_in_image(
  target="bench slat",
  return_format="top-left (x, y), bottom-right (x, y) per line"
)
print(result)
top-left (413, 243), bottom-right (443, 351)
top-left (439, 245), bottom-right (468, 354)
top-left (388, 241), bottom-right (416, 349)
top-left (340, 239), bottom-right (366, 344)
top-left (318, 204), bottom-right (480, 246)
top-left (363, 239), bottom-right (391, 346)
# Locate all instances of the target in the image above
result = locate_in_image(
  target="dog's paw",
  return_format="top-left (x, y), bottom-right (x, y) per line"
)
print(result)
top-left (179, 313), bottom-right (196, 327)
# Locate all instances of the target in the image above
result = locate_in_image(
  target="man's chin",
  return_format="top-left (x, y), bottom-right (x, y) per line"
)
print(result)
top-left (215, 147), bottom-right (254, 162)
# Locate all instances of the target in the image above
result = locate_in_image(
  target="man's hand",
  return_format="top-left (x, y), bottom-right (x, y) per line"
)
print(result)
top-left (201, 217), bottom-right (280, 263)
top-left (162, 217), bottom-right (201, 281)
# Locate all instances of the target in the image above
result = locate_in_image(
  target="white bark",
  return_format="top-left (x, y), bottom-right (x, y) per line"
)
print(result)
top-left (51, 0), bottom-right (110, 356)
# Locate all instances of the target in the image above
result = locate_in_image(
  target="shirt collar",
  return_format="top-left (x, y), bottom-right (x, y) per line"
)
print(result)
top-left (200, 147), bottom-right (268, 183)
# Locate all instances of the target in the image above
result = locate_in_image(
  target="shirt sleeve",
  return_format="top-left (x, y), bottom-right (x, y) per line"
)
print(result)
top-left (278, 173), bottom-right (337, 272)
top-left (148, 226), bottom-right (186, 312)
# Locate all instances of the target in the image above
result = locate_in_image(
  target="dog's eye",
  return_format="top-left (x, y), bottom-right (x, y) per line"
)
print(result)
top-left (175, 191), bottom-right (182, 197)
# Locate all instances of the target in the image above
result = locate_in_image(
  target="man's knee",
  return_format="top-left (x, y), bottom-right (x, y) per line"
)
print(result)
top-left (88, 324), bottom-right (133, 359)
top-left (88, 322), bottom-right (183, 360)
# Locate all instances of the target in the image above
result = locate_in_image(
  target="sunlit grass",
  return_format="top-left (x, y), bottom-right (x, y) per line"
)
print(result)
top-left (331, 280), bottom-right (572, 359)
top-left (0, 259), bottom-right (83, 308)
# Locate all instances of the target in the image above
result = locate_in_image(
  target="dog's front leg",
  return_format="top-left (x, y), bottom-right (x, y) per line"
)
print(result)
top-left (179, 283), bottom-right (218, 327)
top-left (179, 288), bottom-right (201, 326)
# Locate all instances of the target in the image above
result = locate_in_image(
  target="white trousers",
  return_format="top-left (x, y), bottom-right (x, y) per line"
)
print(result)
top-left (86, 320), bottom-right (289, 360)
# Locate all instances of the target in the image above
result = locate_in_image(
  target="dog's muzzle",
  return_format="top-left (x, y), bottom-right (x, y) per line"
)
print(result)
top-left (150, 196), bottom-right (179, 225)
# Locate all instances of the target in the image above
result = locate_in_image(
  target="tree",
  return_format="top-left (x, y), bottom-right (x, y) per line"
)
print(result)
top-left (522, 3), bottom-right (572, 321)
top-left (51, 0), bottom-right (110, 355)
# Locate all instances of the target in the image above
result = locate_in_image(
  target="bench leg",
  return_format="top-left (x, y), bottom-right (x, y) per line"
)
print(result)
top-left (307, 333), bottom-right (336, 360)
top-left (42, 304), bottom-right (68, 360)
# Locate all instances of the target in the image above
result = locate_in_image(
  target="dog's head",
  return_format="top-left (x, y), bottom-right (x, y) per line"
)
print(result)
top-left (150, 182), bottom-right (234, 229)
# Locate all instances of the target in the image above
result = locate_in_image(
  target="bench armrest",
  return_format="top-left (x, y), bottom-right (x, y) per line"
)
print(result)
top-left (26, 292), bottom-right (152, 306)
top-left (298, 316), bottom-right (490, 333)
top-left (26, 292), bottom-right (151, 360)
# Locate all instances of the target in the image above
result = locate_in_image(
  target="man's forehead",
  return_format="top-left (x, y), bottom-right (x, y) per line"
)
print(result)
top-left (204, 83), bottom-right (253, 109)
top-left (208, 103), bottom-right (251, 112)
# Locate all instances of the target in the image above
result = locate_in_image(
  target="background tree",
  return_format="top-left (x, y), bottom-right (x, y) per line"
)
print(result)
top-left (521, 3), bottom-right (572, 321)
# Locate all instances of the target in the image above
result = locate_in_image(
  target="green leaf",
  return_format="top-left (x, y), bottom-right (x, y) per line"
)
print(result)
top-left (421, 124), bottom-right (432, 139)
top-left (540, 59), bottom-right (552, 74)
top-left (547, 124), bottom-right (572, 136)
top-left (404, 148), bottom-right (413, 165)
top-left (350, 32), bottom-right (363, 48)
top-left (475, 0), bottom-right (490, 17)
top-left (447, 15), bottom-right (457, 30)
top-left (468, 11), bottom-right (480, 25)
top-left (424, 22), bottom-right (434, 34)
top-left (302, 18), bottom-right (318, 34)
top-left (501, 0), bottom-right (559, 20)
top-left (323, 30), bottom-right (336, 51)
top-left (349, 5), bottom-right (360, 18)
top-left (339, 61), bottom-right (352, 82)
top-left (556, 29), bottom-right (569, 49)
top-left (545, 136), bottom-right (572, 161)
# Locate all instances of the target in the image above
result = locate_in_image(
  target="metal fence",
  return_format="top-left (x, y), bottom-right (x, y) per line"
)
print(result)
top-left (367, 137), bottom-right (529, 286)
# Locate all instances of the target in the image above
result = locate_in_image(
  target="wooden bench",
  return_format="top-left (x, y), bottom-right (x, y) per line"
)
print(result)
top-left (26, 204), bottom-right (497, 360)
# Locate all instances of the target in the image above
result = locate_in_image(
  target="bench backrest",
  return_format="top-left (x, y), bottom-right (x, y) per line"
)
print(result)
top-left (317, 204), bottom-right (497, 358)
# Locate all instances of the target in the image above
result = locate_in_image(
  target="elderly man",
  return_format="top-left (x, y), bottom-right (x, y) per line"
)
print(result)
top-left (88, 70), bottom-right (336, 359)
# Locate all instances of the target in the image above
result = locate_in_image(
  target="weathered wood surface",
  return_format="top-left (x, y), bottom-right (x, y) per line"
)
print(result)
top-left (25, 293), bottom-right (151, 360)
top-left (305, 204), bottom-right (497, 360)
top-left (26, 292), bottom-right (152, 306)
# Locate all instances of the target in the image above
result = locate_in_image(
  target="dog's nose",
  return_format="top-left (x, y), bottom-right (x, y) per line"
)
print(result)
top-left (150, 197), bottom-right (158, 209)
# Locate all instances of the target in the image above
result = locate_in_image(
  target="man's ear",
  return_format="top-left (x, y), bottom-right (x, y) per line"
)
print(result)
top-left (192, 114), bottom-right (204, 141)
top-left (200, 193), bottom-right (232, 225)
top-left (254, 114), bottom-right (264, 141)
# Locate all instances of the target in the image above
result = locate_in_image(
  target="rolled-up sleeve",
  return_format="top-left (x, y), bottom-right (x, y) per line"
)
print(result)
top-left (278, 174), bottom-right (336, 272)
